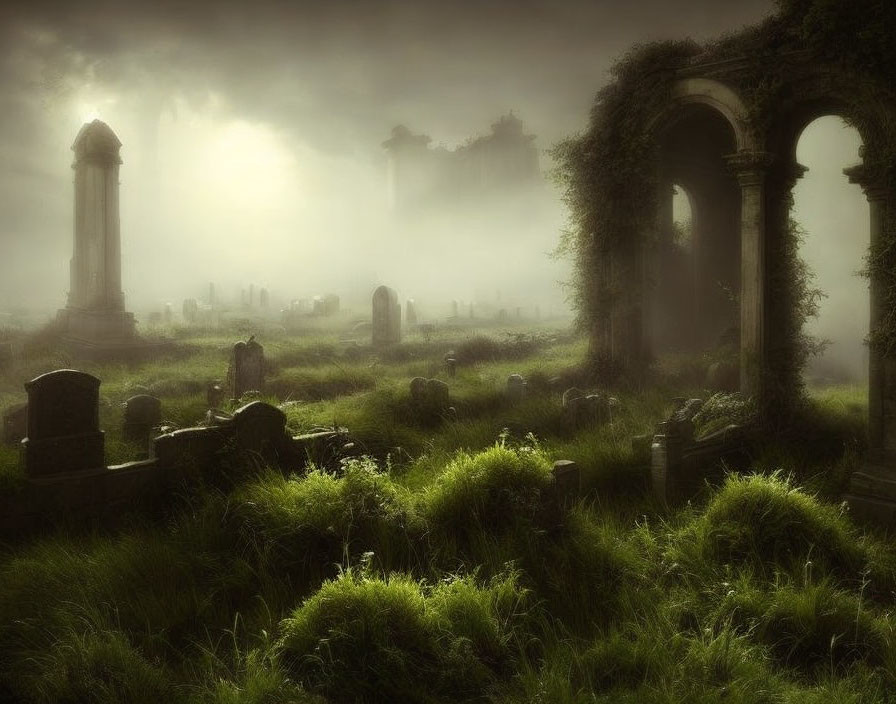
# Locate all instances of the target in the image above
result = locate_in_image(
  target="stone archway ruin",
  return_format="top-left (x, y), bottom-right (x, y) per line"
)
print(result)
top-left (570, 40), bottom-right (895, 520)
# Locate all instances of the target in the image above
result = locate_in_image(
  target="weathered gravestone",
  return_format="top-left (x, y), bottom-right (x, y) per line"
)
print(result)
top-left (228, 337), bottom-right (265, 400)
top-left (2, 403), bottom-right (27, 446)
top-left (507, 374), bottom-right (528, 401)
top-left (409, 377), bottom-right (450, 412)
top-left (232, 401), bottom-right (290, 462)
top-left (372, 285), bottom-right (401, 345)
top-left (552, 460), bottom-right (580, 505)
top-left (406, 299), bottom-right (418, 327)
top-left (122, 394), bottom-right (162, 444)
top-left (22, 370), bottom-right (104, 477)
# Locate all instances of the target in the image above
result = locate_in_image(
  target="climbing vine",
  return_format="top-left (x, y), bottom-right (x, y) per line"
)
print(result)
top-left (553, 0), bottom-right (896, 402)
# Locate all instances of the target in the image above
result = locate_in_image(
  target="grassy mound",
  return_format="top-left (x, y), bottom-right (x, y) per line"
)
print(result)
top-left (423, 443), bottom-right (552, 542)
top-left (277, 571), bottom-right (529, 703)
top-left (230, 459), bottom-right (421, 587)
top-left (715, 579), bottom-right (889, 675)
top-left (671, 473), bottom-right (864, 580)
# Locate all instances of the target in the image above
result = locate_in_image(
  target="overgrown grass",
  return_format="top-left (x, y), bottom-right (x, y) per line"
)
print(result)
top-left (0, 326), bottom-right (891, 702)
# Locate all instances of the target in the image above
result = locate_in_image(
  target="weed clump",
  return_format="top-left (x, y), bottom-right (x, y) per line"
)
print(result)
top-left (715, 580), bottom-right (889, 675)
top-left (230, 459), bottom-right (421, 585)
top-left (423, 442), bottom-right (552, 541)
top-left (277, 571), bottom-right (529, 703)
top-left (673, 473), bottom-right (863, 580)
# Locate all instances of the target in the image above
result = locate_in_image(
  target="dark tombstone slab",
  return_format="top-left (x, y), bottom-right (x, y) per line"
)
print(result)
top-left (232, 401), bottom-right (289, 462)
top-left (22, 369), bottom-right (104, 477)
top-left (406, 299), bottom-right (418, 327)
top-left (2, 403), bottom-right (27, 446)
top-left (122, 394), bottom-right (162, 445)
top-left (552, 460), bottom-right (580, 505)
top-left (507, 374), bottom-right (528, 401)
top-left (228, 337), bottom-right (265, 400)
top-left (372, 285), bottom-right (401, 346)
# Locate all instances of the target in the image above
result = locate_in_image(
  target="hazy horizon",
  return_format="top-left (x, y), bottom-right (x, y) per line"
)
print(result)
top-left (0, 0), bottom-right (873, 380)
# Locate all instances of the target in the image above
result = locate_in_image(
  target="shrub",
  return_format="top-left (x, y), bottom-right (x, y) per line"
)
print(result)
top-left (673, 473), bottom-right (864, 580)
top-left (230, 460), bottom-right (421, 587)
top-left (423, 443), bottom-right (552, 542)
top-left (277, 572), bottom-right (529, 703)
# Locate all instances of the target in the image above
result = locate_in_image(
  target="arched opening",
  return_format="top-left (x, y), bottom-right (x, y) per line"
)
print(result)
top-left (649, 102), bottom-right (741, 370)
top-left (791, 116), bottom-right (869, 398)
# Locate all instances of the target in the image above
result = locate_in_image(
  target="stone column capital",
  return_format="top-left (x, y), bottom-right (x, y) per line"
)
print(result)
top-left (725, 151), bottom-right (776, 186)
top-left (844, 162), bottom-right (890, 202)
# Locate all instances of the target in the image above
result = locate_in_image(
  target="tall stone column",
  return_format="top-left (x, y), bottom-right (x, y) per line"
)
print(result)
top-left (59, 120), bottom-right (135, 351)
top-left (725, 151), bottom-right (775, 401)
top-left (843, 162), bottom-right (896, 523)
top-left (845, 164), bottom-right (890, 459)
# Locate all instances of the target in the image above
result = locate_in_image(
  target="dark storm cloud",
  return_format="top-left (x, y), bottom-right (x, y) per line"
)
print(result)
top-left (1, 0), bottom-right (776, 152)
top-left (0, 0), bottom-right (777, 310)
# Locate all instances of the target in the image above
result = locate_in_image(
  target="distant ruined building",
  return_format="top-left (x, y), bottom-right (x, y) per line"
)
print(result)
top-left (382, 112), bottom-right (540, 212)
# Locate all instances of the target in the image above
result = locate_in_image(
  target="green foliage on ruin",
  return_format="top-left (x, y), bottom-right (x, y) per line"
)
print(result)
top-left (552, 0), bottom-right (896, 396)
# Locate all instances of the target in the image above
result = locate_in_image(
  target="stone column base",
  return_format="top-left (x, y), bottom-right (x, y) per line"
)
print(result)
top-left (844, 466), bottom-right (896, 527)
top-left (58, 307), bottom-right (137, 352)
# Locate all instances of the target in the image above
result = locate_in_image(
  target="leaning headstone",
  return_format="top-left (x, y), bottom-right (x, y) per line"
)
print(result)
top-left (22, 370), bottom-right (104, 477)
top-left (228, 337), bottom-right (265, 400)
top-left (445, 358), bottom-right (457, 377)
top-left (2, 403), bottom-right (27, 446)
top-left (372, 285), bottom-right (401, 345)
top-left (506, 374), bottom-right (528, 401)
top-left (123, 394), bottom-right (162, 445)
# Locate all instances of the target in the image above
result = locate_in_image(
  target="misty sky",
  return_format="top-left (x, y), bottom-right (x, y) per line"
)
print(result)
top-left (0, 0), bottom-right (871, 372)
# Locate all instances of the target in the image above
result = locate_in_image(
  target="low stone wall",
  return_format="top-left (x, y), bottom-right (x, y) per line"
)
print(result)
top-left (651, 422), bottom-right (756, 505)
top-left (0, 401), bottom-right (350, 540)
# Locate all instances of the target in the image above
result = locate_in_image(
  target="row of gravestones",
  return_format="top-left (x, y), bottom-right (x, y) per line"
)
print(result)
top-left (2, 335), bottom-right (268, 456)
top-left (0, 373), bottom-right (166, 470)
top-left (3, 368), bottom-right (349, 481)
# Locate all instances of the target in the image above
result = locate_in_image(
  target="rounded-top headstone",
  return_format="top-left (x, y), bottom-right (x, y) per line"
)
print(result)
top-left (123, 394), bottom-right (162, 426)
top-left (24, 369), bottom-right (101, 439)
